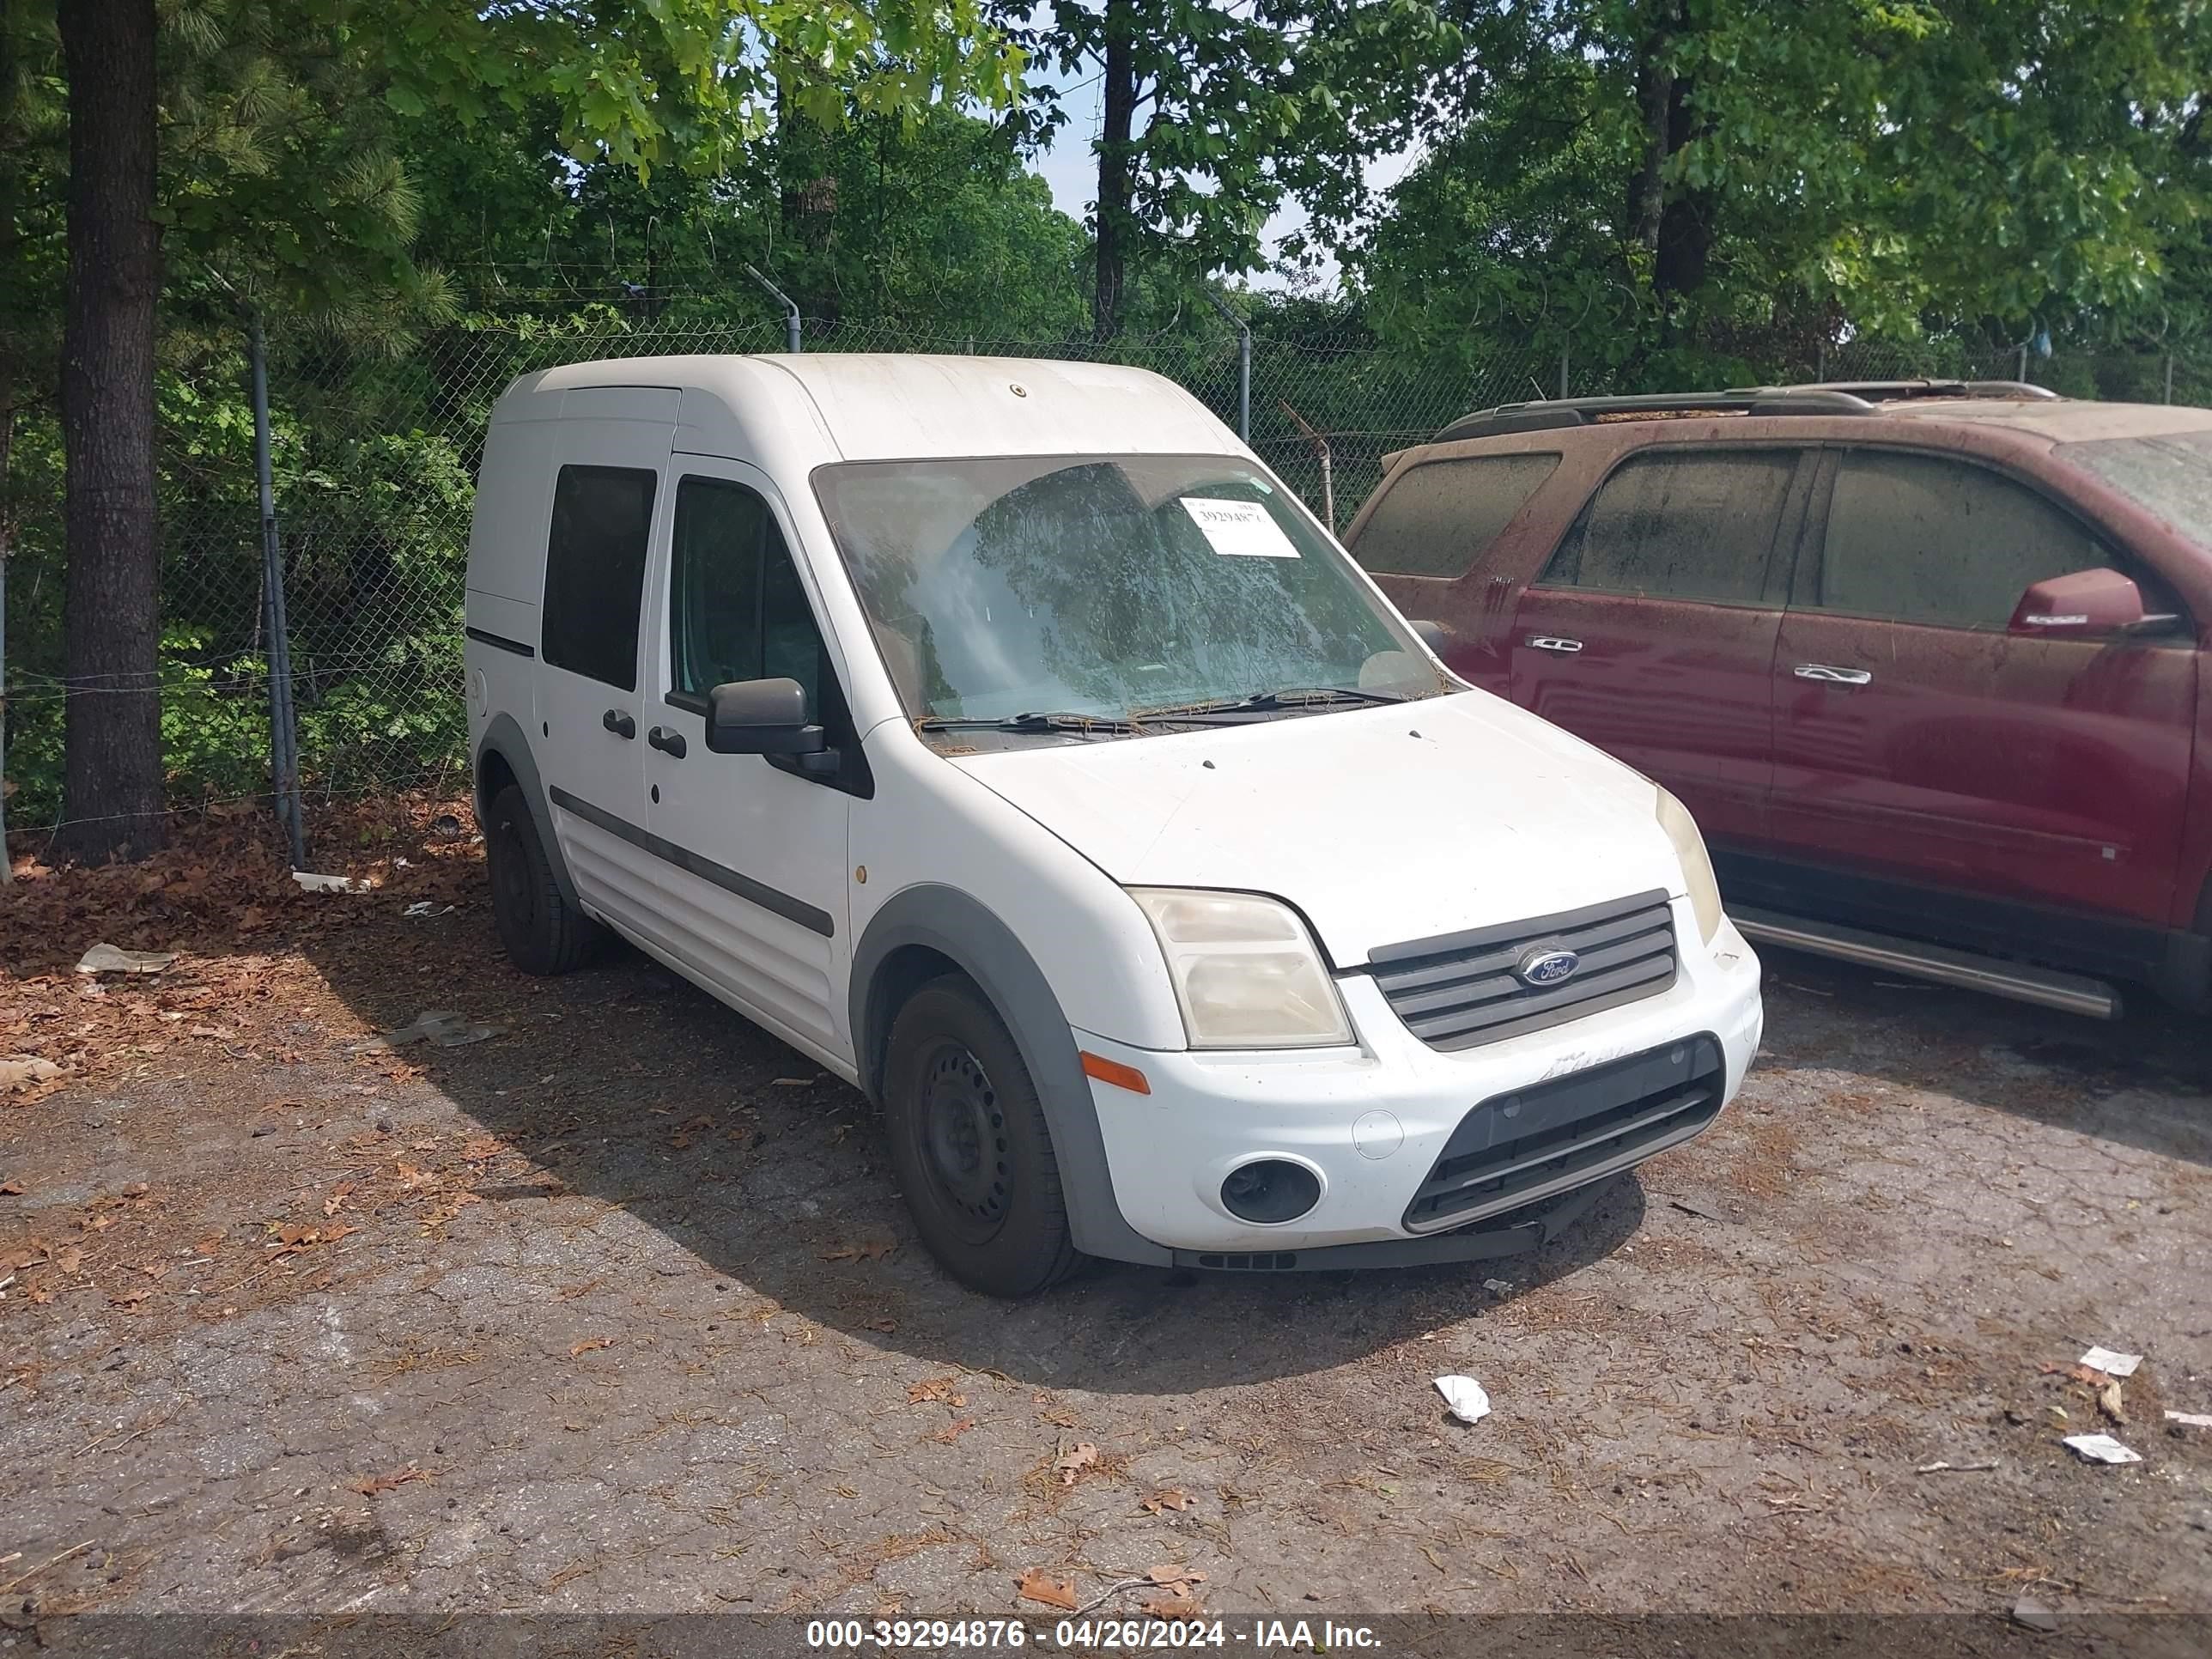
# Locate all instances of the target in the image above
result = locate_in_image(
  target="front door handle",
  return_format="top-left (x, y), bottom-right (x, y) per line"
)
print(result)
top-left (602, 708), bottom-right (635, 738)
top-left (1793, 663), bottom-right (1872, 685)
top-left (647, 726), bottom-right (688, 758)
top-left (1527, 635), bottom-right (1583, 654)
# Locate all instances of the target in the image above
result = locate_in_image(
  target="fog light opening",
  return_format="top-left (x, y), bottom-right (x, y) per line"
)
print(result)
top-left (1219, 1158), bottom-right (1322, 1224)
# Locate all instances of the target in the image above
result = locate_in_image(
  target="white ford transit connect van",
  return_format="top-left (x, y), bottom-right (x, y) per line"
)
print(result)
top-left (463, 355), bottom-right (1763, 1296)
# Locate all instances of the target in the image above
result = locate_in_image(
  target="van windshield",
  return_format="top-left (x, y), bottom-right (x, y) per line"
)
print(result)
top-left (812, 454), bottom-right (1449, 731)
top-left (2059, 429), bottom-right (2212, 548)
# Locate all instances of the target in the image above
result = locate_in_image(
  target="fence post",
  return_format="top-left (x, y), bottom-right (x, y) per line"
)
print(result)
top-left (744, 264), bottom-right (801, 353)
top-left (1559, 343), bottom-right (1569, 399)
top-left (2166, 353), bottom-right (2175, 405)
top-left (1205, 292), bottom-right (1251, 441)
top-left (250, 312), bottom-right (307, 870)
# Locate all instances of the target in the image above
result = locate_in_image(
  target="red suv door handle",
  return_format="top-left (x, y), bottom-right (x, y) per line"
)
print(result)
top-left (1793, 663), bottom-right (1873, 686)
top-left (1527, 635), bottom-right (1583, 653)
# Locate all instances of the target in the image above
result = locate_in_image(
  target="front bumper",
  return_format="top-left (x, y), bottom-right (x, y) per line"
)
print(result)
top-left (1076, 902), bottom-right (1763, 1260)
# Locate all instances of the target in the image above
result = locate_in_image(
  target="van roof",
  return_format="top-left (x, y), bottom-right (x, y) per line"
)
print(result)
top-left (500, 352), bottom-right (1242, 464)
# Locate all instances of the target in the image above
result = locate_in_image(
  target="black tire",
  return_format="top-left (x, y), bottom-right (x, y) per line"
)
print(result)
top-left (484, 784), bottom-right (601, 975)
top-left (881, 975), bottom-right (1080, 1297)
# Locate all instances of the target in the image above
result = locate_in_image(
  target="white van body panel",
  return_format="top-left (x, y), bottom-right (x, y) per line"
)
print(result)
top-left (950, 690), bottom-right (1679, 967)
top-left (464, 353), bottom-right (1763, 1271)
top-left (850, 733), bottom-right (1191, 1054)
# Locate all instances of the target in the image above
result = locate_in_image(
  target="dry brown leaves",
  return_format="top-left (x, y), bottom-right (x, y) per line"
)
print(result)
top-left (1053, 1443), bottom-right (1100, 1486)
top-left (908, 1376), bottom-right (966, 1407)
top-left (820, 1237), bottom-right (896, 1264)
top-left (1140, 1487), bottom-right (1194, 1514)
top-left (2, 793), bottom-right (480, 1111)
top-left (1139, 1565), bottom-right (1207, 1618)
top-left (568, 1336), bottom-right (613, 1358)
top-left (348, 1465), bottom-right (430, 1497)
top-left (1016, 1568), bottom-right (1078, 1611)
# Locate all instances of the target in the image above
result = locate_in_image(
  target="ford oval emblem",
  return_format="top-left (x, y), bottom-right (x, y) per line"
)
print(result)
top-left (1517, 946), bottom-right (1580, 987)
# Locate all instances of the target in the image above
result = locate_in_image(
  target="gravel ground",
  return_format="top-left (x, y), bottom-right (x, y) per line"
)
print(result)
top-left (4, 885), bottom-right (2210, 1633)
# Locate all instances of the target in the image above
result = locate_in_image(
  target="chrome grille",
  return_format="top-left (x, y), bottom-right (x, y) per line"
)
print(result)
top-left (1369, 889), bottom-right (1676, 1050)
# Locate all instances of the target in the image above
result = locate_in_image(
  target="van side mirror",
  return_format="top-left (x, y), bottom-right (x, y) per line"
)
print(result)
top-left (2007, 568), bottom-right (2148, 640)
top-left (705, 678), bottom-right (828, 757)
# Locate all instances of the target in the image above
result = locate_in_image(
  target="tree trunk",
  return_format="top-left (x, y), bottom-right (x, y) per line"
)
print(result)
top-left (1092, 0), bottom-right (1137, 343)
top-left (1625, 8), bottom-right (1674, 256)
top-left (56, 0), bottom-right (163, 863)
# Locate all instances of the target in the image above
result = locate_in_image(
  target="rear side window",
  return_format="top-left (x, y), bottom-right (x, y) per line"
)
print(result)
top-left (1354, 453), bottom-right (1559, 577)
top-left (542, 465), bottom-right (656, 690)
top-left (1814, 452), bottom-right (2116, 629)
top-left (670, 477), bottom-right (827, 714)
top-left (1541, 450), bottom-right (1796, 604)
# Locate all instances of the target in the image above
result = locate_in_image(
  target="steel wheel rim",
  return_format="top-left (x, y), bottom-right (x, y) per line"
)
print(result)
top-left (917, 1040), bottom-right (1010, 1241)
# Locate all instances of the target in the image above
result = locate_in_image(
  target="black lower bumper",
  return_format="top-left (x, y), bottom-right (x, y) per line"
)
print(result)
top-left (1167, 1177), bottom-right (1609, 1273)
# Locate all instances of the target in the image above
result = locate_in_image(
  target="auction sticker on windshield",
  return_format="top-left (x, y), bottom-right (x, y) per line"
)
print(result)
top-left (1181, 497), bottom-right (1301, 558)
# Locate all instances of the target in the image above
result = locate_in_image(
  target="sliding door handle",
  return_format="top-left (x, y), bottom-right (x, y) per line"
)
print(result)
top-left (602, 708), bottom-right (636, 738)
top-left (1526, 635), bottom-right (1583, 654)
top-left (1793, 663), bottom-right (1872, 685)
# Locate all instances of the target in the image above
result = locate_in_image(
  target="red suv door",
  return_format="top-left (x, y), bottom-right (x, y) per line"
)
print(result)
top-left (1509, 445), bottom-right (1816, 848)
top-left (1769, 446), bottom-right (2198, 927)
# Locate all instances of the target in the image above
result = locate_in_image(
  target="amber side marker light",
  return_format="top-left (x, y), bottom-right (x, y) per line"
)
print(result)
top-left (1079, 1051), bottom-right (1152, 1095)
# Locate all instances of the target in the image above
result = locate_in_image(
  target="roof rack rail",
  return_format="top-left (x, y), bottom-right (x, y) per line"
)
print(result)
top-left (1786, 378), bottom-right (2062, 403)
top-left (1429, 388), bottom-right (1880, 446)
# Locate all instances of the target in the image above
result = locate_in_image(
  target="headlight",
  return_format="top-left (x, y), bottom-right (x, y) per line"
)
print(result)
top-left (1655, 787), bottom-right (1723, 945)
top-left (1128, 888), bottom-right (1353, 1049)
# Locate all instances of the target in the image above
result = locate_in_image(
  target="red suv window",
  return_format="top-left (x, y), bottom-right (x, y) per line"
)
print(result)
top-left (1357, 452), bottom-right (1560, 578)
top-left (1540, 449), bottom-right (1796, 605)
top-left (1809, 451), bottom-right (2117, 630)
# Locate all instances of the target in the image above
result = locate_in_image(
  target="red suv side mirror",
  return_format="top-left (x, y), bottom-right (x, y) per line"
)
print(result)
top-left (2007, 568), bottom-right (2148, 640)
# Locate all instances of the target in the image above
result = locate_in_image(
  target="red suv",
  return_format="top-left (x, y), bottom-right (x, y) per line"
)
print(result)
top-left (1344, 381), bottom-right (2212, 1018)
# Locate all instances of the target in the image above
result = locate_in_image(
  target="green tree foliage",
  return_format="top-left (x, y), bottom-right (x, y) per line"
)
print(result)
top-left (995, 0), bottom-right (1457, 337)
top-left (1343, 0), bottom-right (2212, 376)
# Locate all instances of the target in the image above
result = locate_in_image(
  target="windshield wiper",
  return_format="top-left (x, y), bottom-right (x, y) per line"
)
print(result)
top-left (1139, 685), bottom-right (1409, 719)
top-left (916, 710), bottom-right (1147, 735)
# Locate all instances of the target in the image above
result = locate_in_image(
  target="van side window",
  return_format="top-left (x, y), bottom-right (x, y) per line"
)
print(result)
top-left (1354, 453), bottom-right (1560, 578)
top-left (1813, 451), bottom-right (2120, 629)
top-left (542, 465), bottom-right (656, 690)
top-left (1540, 450), bottom-right (1796, 605)
top-left (670, 477), bottom-right (826, 713)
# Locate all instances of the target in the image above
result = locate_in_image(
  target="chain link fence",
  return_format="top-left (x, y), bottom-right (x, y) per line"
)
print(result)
top-left (4, 302), bottom-right (2209, 851)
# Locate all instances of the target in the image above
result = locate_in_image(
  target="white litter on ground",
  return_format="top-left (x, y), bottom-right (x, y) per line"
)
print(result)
top-left (2078, 1346), bottom-right (2142, 1377)
top-left (74, 943), bottom-right (178, 975)
top-left (2061, 1432), bottom-right (2142, 1465)
top-left (292, 871), bottom-right (371, 894)
top-left (1433, 1375), bottom-right (1491, 1425)
top-left (2165, 1411), bottom-right (2212, 1430)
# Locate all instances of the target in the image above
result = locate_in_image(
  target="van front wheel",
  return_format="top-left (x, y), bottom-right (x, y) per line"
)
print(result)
top-left (484, 784), bottom-right (601, 975)
top-left (882, 976), bottom-right (1079, 1298)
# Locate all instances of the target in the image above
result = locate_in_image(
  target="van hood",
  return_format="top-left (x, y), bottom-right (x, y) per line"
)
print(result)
top-left (948, 690), bottom-right (1684, 965)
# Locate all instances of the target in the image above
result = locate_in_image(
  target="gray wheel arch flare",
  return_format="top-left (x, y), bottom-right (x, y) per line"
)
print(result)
top-left (473, 713), bottom-right (582, 912)
top-left (850, 884), bottom-right (1171, 1267)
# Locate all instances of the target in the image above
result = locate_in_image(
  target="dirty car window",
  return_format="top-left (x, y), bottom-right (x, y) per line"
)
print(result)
top-left (813, 455), bottom-right (1447, 725)
top-left (2060, 429), bottom-right (2212, 550)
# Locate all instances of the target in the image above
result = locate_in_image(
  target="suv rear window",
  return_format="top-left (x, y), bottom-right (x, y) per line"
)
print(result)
top-left (1354, 453), bottom-right (1559, 577)
top-left (1540, 450), bottom-right (1796, 604)
top-left (542, 465), bottom-right (656, 690)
